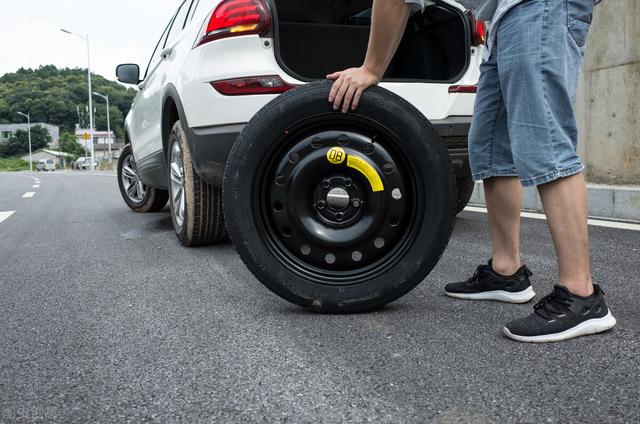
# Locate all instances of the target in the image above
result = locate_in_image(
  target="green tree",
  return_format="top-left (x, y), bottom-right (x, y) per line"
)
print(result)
top-left (59, 132), bottom-right (85, 156)
top-left (0, 125), bottom-right (51, 156)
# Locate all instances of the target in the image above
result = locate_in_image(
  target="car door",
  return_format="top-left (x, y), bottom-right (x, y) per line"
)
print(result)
top-left (129, 1), bottom-right (188, 162)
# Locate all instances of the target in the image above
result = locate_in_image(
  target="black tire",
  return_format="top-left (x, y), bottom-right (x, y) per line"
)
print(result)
top-left (167, 120), bottom-right (226, 247)
top-left (223, 81), bottom-right (456, 313)
top-left (117, 144), bottom-right (168, 213)
top-left (455, 163), bottom-right (475, 214)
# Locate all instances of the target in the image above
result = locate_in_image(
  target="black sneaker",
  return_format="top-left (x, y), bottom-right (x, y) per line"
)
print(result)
top-left (444, 261), bottom-right (536, 303)
top-left (503, 284), bottom-right (617, 343)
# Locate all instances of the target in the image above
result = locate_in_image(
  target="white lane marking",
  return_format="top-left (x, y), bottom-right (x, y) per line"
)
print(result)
top-left (33, 185), bottom-right (40, 188)
top-left (464, 205), bottom-right (640, 232)
top-left (23, 192), bottom-right (35, 198)
top-left (0, 211), bottom-right (15, 224)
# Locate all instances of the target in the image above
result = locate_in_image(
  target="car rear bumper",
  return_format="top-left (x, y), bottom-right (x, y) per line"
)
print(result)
top-left (432, 116), bottom-right (471, 175)
top-left (189, 116), bottom-right (471, 187)
top-left (186, 123), bottom-right (245, 187)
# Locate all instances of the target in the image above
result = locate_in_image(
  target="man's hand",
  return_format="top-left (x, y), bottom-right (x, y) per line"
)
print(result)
top-left (327, 66), bottom-right (380, 113)
top-left (325, 0), bottom-right (412, 113)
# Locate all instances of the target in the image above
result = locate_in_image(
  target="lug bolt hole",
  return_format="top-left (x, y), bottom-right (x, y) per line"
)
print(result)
top-left (351, 251), bottom-right (363, 262)
top-left (325, 253), bottom-right (336, 264)
top-left (338, 134), bottom-right (349, 146)
top-left (273, 201), bottom-right (284, 212)
top-left (336, 212), bottom-right (344, 221)
top-left (275, 175), bottom-right (285, 186)
top-left (300, 245), bottom-right (311, 256)
top-left (283, 226), bottom-right (293, 237)
top-left (344, 178), bottom-right (352, 187)
top-left (374, 238), bottom-right (386, 249)
top-left (321, 179), bottom-right (330, 188)
top-left (383, 163), bottom-right (394, 174)
top-left (317, 200), bottom-right (326, 210)
top-left (311, 138), bottom-right (323, 149)
top-left (363, 144), bottom-right (375, 155)
top-left (389, 216), bottom-right (400, 227)
top-left (289, 152), bottom-right (300, 164)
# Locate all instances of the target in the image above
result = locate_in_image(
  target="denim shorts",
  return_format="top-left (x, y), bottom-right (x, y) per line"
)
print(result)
top-left (468, 0), bottom-right (595, 186)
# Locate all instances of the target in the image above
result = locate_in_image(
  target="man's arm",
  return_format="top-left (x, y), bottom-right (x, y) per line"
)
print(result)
top-left (327, 0), bottom-right (414, 112)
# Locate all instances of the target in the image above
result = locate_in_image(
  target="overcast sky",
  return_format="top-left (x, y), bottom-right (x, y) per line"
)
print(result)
top-left (0, 0), bottom-right (184, 80)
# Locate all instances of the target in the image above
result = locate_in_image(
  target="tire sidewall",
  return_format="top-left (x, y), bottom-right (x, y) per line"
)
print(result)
top-left (224, 81), bottom-right (455, 312)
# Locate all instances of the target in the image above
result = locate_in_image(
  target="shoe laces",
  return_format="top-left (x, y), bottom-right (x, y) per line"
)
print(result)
top-left (465, 265), bottom-right (489, 286)
top-left (534, 288), bottom-right (573, 320)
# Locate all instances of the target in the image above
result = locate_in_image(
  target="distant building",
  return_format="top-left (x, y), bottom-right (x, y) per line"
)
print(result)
top-left (74, 128), bottom-right (120, 161)
top-left (21, 149), bottom-right (73, 168)
top-left (0, 123), bottom-right (60, 147)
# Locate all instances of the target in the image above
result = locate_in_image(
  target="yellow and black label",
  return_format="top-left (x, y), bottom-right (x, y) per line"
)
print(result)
top-left (347, 155), bottom-right (384, 192)
top-left (325, 147), bottom-right (384, 192)
top-left (326, 147), bottom-right (346, 165)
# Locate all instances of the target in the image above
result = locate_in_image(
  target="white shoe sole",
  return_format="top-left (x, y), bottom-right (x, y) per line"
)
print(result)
top-left (503, 311), bottom-right (617, 343)
top-left (445, 286), bottom-right (536, 304)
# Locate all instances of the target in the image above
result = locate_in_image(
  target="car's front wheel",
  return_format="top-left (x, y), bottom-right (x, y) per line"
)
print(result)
top-left (117, 144), bottom-right (168, 213)
top-left (167, 120), bottom-right (226, 246)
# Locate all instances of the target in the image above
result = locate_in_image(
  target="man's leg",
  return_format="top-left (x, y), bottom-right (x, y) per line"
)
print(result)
top-left (443, 39), bottom-right (535, 304)
top-left (538, 172), bottom-right (593, 296)
top-left (493, 0), bottom-right (615, 342)
top-left (445, 175), bottom-right (534, 303)
top-left (484, 176), bottom-right (522, 276)
top-left (504, 170), bottom-right (616, 342)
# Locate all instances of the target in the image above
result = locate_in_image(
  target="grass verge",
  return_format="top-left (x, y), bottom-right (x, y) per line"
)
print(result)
top-left (0, 158), bottom-right (30, 172)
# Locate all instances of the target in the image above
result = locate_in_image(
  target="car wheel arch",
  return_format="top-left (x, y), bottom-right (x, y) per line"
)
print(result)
top-left (162, 85), bottom-right (189, 162)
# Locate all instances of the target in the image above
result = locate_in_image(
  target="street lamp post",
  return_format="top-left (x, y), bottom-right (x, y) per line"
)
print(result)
top-left (93, 92), bottom-right (112, 162)
top-left (17, 112), bottom-right (33, 172)
top-left (61, 28), bottom-right (95, 170)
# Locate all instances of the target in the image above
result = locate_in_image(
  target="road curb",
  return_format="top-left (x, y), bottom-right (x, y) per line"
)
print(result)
top-left (470, 182), bottom-right (640, 222)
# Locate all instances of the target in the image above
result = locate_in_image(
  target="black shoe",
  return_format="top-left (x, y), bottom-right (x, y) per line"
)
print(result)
top-left (503, 284), bottom-right (617, 343)
top-left (444, 260), bottom-right (536, 303)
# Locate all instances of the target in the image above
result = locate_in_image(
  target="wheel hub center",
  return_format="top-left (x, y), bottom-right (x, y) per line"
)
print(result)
top-left (326, 187), bottom-right (350, 210)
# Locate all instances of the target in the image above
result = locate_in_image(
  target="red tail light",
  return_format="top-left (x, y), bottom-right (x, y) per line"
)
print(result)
top-left (212, 76), bottom-right (298, 95)
top-left (196, 0), bottom-right (271, 47)
top-left (470, 14), bottom-right (486, 46)
top-left (449, 85), bottom-right (477, 94)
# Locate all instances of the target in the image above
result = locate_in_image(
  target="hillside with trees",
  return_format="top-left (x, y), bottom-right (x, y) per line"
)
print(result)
top-left (0, 65), bottom-right (136, 142)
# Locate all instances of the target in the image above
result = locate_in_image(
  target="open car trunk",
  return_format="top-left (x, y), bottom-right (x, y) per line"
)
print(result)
top-left (273, 0), bottom-right (470, 82)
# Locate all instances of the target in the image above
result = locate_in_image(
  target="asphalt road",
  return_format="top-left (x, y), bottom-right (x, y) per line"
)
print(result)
top-left (1, 171), bottom-right (638, 423)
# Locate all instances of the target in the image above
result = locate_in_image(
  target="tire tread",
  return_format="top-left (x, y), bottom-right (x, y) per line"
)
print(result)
top-left (170, 121), bottom-right (226, 246)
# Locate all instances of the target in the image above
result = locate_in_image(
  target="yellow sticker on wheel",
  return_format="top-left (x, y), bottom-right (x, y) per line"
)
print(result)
top-left (326, 147), bottom-right (346, 165)
top-left (347, 155), bottom-right (384, 192)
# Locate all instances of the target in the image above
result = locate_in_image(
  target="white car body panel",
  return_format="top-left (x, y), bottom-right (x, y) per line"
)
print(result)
top-left (124, 0), bottom-right (480, 173)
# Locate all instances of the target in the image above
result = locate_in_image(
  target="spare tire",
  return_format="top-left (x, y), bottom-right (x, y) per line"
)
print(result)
top-left (223, 81), bottom-right (456, 313)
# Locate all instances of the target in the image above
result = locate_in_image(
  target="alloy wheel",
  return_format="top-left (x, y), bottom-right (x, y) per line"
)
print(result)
top-left (121, 154), bottom-right (146, 203)
top-left (170, 141), bottom-right (186, 228)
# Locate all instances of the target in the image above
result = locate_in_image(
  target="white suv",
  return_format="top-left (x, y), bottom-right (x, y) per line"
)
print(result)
top-left (116, 0), bottom-right (484, 312)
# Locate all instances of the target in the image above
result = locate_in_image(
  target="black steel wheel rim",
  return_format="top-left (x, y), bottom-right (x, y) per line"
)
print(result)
top-left (254, 113), bottom-right (424, 286)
